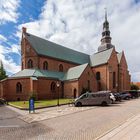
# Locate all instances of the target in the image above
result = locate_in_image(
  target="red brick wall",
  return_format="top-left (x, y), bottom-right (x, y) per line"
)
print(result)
top-left (79, 65), bottom-right (97, 94)
top-left (92, 49), bottom-right (119, 92)
top-left (0, 77), bottom-right (64, 101)
top-left (64, 80), bottom-right (78, 98)
top-left (36, 78), bottom-right (62, 100)
top-left (38, 56), bottom-right (77, 72)
top-left (64, 65), bottom-right (98, 98)
top-left (92, 65), bottom-right (108, 91)
top-left (1, 78), bottom-right (31, 101)
top-left (107, 49), bottom-right (119, 92)
top-left (21, 38), bottom-right (39, 70)
top-left (119, 52), bottom-right (130, 91)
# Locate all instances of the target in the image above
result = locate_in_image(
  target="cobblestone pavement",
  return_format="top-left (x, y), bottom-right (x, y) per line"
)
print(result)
top-left (1, 99), bottom-right (140, 140)
top-left (19, 106), bottom-right (95, 123)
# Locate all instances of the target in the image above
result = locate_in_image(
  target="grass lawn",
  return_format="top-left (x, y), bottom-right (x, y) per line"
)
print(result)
top-left (9, 98), bottom-right (74, 109)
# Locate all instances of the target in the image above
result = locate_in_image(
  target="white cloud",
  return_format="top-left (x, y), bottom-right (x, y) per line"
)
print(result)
top-left (16, 0), bottom-right (140, 81)
top-left (0, 34), bottom-right (7, 42)
top-left (131, 72), bottom-right (140, 82)
top-left (10, 44), bottom-right (21, 55)
top-left (0, 45), bottom-right (21, 73)
top-left (0, 0), bottom-right (20, 24)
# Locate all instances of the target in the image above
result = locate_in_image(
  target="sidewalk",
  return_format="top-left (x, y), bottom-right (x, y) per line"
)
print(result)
top-left (97, 114), bottom-right (140, 140)
top-left (7, 105), bottom-right (95, 123)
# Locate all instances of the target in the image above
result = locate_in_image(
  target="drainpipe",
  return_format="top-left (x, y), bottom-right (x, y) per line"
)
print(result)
top-left (117, 64), bottom-right (120, 92)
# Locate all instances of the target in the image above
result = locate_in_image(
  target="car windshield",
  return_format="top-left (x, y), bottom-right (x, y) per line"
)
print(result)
top-left (80, 93), bottom-right (88, 99)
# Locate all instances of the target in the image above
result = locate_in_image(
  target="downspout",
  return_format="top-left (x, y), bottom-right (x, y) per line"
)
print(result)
top-left (61, 81), bottom-right (64, 98)
top-left (106, 64), bottom-right (108, 91)
top-left (117, 64), bottom-right (120, 92)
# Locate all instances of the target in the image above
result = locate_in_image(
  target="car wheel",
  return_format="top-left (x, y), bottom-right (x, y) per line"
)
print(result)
top-left (101, 101), bottom-right (107, 106)
top-left (125, 97), bottom-right (129, 100)
top-left (76, 102), bottom-right (82, 107)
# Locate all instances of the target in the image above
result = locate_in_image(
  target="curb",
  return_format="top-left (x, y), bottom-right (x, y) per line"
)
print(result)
top-left (8, 103), bottom-right (73, 110)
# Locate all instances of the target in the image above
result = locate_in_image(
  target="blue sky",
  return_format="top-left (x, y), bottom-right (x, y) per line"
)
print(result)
top-left (0, 0), bottom-right (140, 82)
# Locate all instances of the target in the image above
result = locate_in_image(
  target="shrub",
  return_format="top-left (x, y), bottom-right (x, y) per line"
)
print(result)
top-left (131, 84), bottom-right (139, 91)
top-left (28, 91), bottom-right (37, 101)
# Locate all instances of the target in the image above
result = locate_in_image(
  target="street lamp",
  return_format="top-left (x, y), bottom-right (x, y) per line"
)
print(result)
top-left (56, 81), bottom-right (60, 106)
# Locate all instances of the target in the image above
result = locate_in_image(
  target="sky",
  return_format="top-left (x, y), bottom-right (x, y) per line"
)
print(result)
top-left (0, 0), bottom-right (140, 82)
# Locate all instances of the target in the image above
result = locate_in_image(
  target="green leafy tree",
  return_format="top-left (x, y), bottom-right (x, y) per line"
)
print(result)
top-left (131, 84), bottom-right (139, 90)
top-left (0, 61), bottom-right (7, 80)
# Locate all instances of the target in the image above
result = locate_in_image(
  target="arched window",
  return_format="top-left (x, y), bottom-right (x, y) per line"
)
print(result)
top-left (16, 82), bottom-right (22, 93)
top-left (43, 61), bottom-right (48, 70)
top-left (51, 82), bottom-right (56, 92)
top-left (96, 72), bottom-right (101, 81)
top-left (27, 59), bottom-right (33, 68)
top-left (59, 64), bottom-right (63, 72)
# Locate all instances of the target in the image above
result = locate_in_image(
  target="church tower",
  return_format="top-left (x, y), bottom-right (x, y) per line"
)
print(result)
top-left (98, 9), bottom-right (115, 52)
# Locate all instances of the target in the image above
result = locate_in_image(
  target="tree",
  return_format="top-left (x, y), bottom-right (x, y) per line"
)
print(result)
top-left (0, 61), bottom-right (7, 80)
top-left (130, 84), bottom-right (139, 90)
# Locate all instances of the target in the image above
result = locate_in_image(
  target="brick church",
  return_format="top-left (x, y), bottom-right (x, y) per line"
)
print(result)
top-left (0, 14), bottom-right (130, 101)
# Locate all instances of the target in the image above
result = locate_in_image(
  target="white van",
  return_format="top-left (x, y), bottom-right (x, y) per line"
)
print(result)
top-left (74, 92), bottom-right (111, 107)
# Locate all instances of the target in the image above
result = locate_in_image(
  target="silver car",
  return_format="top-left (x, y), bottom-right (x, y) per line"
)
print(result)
top-left (75, 92), bottom-right (111, 107)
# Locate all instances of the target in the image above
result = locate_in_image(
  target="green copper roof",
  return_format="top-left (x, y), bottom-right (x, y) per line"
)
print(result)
top-left (10, 63), bottom-right (88, 81)
top-left (10, 69), bottom-right (65, 80)
top-left (24, 33), bottom-right (90, 64)
top-left (10, 69), bottom-right (35, 78)
top-left (63, 63), bottom-right (88, 81)
top-left (90, 48), bottom-right (113, 67)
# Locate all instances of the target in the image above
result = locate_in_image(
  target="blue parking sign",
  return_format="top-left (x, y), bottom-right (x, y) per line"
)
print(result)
top-left (29, 98), bottom-right (35, 113)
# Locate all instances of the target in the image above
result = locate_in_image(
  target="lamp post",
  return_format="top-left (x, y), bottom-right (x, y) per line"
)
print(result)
top-left (56, 81), bottom-right (60, 106)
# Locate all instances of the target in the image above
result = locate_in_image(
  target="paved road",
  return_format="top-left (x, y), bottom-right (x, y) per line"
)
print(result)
top-left (1, 99), bottom-right (140, 140)
top-left (0, 105), bottom-right (50, 140)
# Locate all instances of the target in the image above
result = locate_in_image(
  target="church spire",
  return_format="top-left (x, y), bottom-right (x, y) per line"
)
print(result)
top-left (98, 9), bottom-right (114, 52)
top-left (101, 8), bottom-right (111, 44)
top-left (105, 8), bottom-right (107, 21)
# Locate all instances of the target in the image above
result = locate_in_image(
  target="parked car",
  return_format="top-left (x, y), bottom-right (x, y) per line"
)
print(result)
top-left (0, 98), bottom-right (7, 105)
top-left (127, 90), bottom-right (139, 98)
top-left (74, 92), bottom-right (111, 107)
top-left (112, 93), bottom-right (122, 101)
top-left (119, 92), bottom-right (131, 100)
top-left (109, 93), bottom-right (116, 103)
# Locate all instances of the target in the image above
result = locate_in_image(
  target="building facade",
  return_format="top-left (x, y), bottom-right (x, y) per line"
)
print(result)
top-left (0, 15), bottom-right (130, 101)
